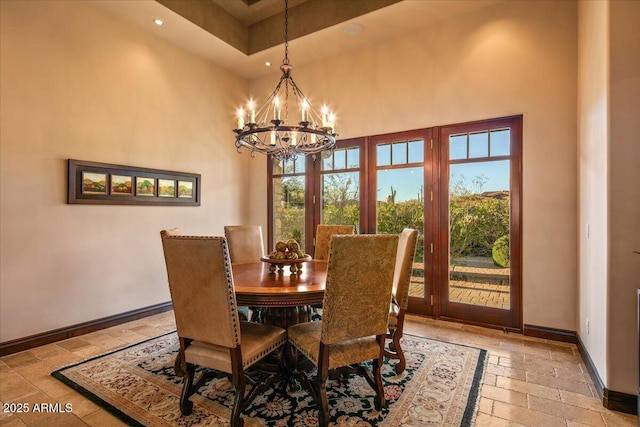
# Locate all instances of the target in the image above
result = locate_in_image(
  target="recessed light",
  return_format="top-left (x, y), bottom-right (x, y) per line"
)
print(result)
top-left (265, 61), bottom-right (272, 67)
top-left (344, 23), bottom-right (363, 36)
top-left (153, 19), bottom-right (164, 26)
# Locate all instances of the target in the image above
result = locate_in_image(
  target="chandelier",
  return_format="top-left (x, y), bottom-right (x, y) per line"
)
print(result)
top-left (233, 0), bottom-right (337, 161)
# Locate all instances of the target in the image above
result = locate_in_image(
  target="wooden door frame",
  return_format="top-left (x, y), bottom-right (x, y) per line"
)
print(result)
top-left (437, 115), bottom-right (523, 331)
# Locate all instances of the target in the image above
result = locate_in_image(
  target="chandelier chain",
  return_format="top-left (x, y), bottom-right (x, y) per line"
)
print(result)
top-left (283, 0), bottom-right (289, 65)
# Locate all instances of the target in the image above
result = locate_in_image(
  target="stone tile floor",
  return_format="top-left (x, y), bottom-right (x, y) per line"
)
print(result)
top-left (0, 312), bottom-right (637, 426)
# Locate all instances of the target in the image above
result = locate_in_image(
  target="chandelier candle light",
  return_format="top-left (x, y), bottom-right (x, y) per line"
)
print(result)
top-left (233, 0), bottom-right (337, 161)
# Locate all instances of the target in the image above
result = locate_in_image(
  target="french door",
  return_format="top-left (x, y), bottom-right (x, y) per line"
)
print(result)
top-left (438, 116), bottom-right (522, 330)
top-left (268, 116), bottom-right (522, 330)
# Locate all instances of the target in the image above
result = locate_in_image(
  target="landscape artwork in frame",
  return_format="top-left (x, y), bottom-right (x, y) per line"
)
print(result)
top-left (111, 175), bottom-right (132, 196)
top-left (136, 177), bottom-right (155, 196)
top-left (158, 179), bottom-right (175, 198)
top-left (178, 180), bottom-right (193, 198)
top-left (82, 172), bottom-right (107, 195)
top-left (68, 159), bottom-right (200, 206)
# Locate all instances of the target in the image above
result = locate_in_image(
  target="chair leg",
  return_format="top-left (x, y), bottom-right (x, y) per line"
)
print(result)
top-left (373, 336), bottom-right (386, 411)
top-left (180, 363), bottom-right (195, 416)
top-left (372, 358), bottom-right (386, 410)
top-left (387, 327), bottom-right (398, 352)
top-left (391, 330), bottom-right (406, 375)
top-left (314, 344), bottom-right (330, 427)
top-left (231, 371), bottom-right (246, 427)
top-left (315, 371), bottom-right (329, 427)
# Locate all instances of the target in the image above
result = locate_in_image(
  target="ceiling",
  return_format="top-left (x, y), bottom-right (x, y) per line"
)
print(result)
top-left (90, 0), bottom-right (502, 80)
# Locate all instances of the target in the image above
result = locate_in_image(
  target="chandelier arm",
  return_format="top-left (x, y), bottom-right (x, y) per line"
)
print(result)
top-left (254, 74), bottom-right (288, 123)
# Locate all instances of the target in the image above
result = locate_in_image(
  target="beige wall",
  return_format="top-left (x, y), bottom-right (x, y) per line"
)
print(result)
top-left (577, 0), bottom-right (640, 397)
top-left (608, 0), bottom-right (640, 396)
top-left (577, 0), bottom-right (609, 388)
top-left (248, 0), bottom-right (579, 329)
top-left (0, 1), bottom-right (248, 341)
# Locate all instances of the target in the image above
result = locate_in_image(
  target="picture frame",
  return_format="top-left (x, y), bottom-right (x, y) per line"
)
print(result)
top-left (110, 175), bottom-right (133, 196)
top-left (178, 180), bottom-right (193, 198)
top-left (158, 179), bottom-right (175, 198)
top-left (135, 176), bottom-right (156, 197)
top-left (67, 159), bottom-right (200, 206)
top-left (81, 172), bottom-right (107, 195)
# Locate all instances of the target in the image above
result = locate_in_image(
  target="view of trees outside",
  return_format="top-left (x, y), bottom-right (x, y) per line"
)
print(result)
top-left (448, 167), bottom-right (511, 309)
top-left (449, 172), bottom-right (510, 266)
top-left (321, 173), bottom-right (359, 228)
top-left (274, 175), bottom-right (305, 246)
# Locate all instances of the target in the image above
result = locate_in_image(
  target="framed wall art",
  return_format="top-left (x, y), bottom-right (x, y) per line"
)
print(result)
top-left (67, 159), bottom-right (200, 206)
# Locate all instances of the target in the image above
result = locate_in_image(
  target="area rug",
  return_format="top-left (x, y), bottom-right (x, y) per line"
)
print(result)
top-left (52, 332), bottom-right (486, 426)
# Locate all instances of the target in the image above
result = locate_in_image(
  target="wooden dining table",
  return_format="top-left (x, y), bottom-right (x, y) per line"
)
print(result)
top-left (232, 259), bottom-right (327, 328)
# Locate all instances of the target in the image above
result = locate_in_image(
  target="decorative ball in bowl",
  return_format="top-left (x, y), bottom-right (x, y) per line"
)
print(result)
top-left (261, 239), bottom-right (310, 274)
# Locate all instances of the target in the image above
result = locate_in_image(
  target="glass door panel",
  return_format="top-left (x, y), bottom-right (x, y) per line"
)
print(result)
top-left (320, 147), bottom-right (360, 229)
top-left (371, 135), bottom-right (430, 313)
top-left (449, 159), bottom-right (511, 309)
top-left (272, 158), bottom-right (306, 247)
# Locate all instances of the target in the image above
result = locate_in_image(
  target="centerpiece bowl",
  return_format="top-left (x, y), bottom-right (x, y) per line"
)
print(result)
top-left (260, 254), bottom-right (311, 274)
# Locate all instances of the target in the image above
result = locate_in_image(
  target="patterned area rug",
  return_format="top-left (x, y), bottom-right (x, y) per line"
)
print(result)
top-left (52, 332), bottom-right (486, 426)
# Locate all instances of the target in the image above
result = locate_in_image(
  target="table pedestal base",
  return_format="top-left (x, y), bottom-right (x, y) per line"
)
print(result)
top-left (251, 305), bottom-right (312, 328)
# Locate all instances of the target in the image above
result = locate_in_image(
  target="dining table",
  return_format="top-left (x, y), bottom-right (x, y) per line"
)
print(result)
top-left (233, 259), bottom-right (328, 328)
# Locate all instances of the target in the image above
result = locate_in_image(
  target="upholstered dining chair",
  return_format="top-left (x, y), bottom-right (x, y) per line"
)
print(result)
top-left (385, 228), bottom-right (419, 374)
top-left (311, 224), bottom-right (355, 321)
top-left (288, 234), bottom-right (399, 427)
top-left (224, 225), bottom-right (265, 321)
top-left (224, 225), bottom-right (265, 263)
top-left (160, 231), bottom-right (287, 427)
top-left (313, 224), bottom-right (355, 260)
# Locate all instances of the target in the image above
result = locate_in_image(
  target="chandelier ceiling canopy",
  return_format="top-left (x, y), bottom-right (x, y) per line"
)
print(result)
top-left (233, 0), bottom-right (337, 162)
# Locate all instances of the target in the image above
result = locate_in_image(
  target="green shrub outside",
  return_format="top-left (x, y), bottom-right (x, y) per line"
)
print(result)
top-left (492, 235), bottom-right (510, 267)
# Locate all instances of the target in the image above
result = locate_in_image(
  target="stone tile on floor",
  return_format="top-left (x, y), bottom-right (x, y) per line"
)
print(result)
top-left (11, 362), bottom-right (52, 383)
top-left (56, 339), bottom-right (93, 353)
top-left (526, 372), bottom-right (593, 397)
top-left (600, 411), bottom-right (638, 427)
top-left (492, 400), bottom-right (567, 427)
top-left (498, 355), bottom-right (557, 376)
top-left (483, 372), bottom-right (498, 386)
top-left (486, 363), bottom-right (527, 381)
top-left (495, 376), bottom-right (562, 401)
top-left (0, 373), bottom-right (40, 402)
top-left (479, 396), bottom-right (494, 414)
top-left (480, 384), bottom-right (528, 408)
top-left (528, 395), bottom-right (606, 426)
top-left (555, 366), bottom-right (594, 383)
top-left (475, 412), bottom-right (526, 426)
top-left (81, 409), bottom-right (130, 427)
top-left (55, 391), bottom-right (101, 419)
top-left (7, 391), bottom-right (67, 426)
top-left (524, 352), bottom-right (585, 372)
top-left (560, 390), bottom-right (615, 413)
top-left (0, 353), bottom-right (39, 370)
top-left (30, 375), bottom-right (75, 400)
top-left (567, 421), bottom-right (599, 427)
top-left (78, 333), bottom-right (128, 351)
top-left (23, 412), bottom-right (86, 427)
top-left (0, 415), bottom-right (27, 426)
top-left (29, 347), bottom-right (82, 369)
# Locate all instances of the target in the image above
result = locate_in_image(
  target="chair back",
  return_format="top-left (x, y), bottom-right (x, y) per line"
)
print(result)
top-left (224, 225), bottom-right (264, 263)
top-left (321, 234), bottom-right (398, 345)
top-left (314, 224), bottom-right (355, 260)
top-left (160, 231), bottom-right (241, 348)
top-left (393, 229), bottom-right (419, 310)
